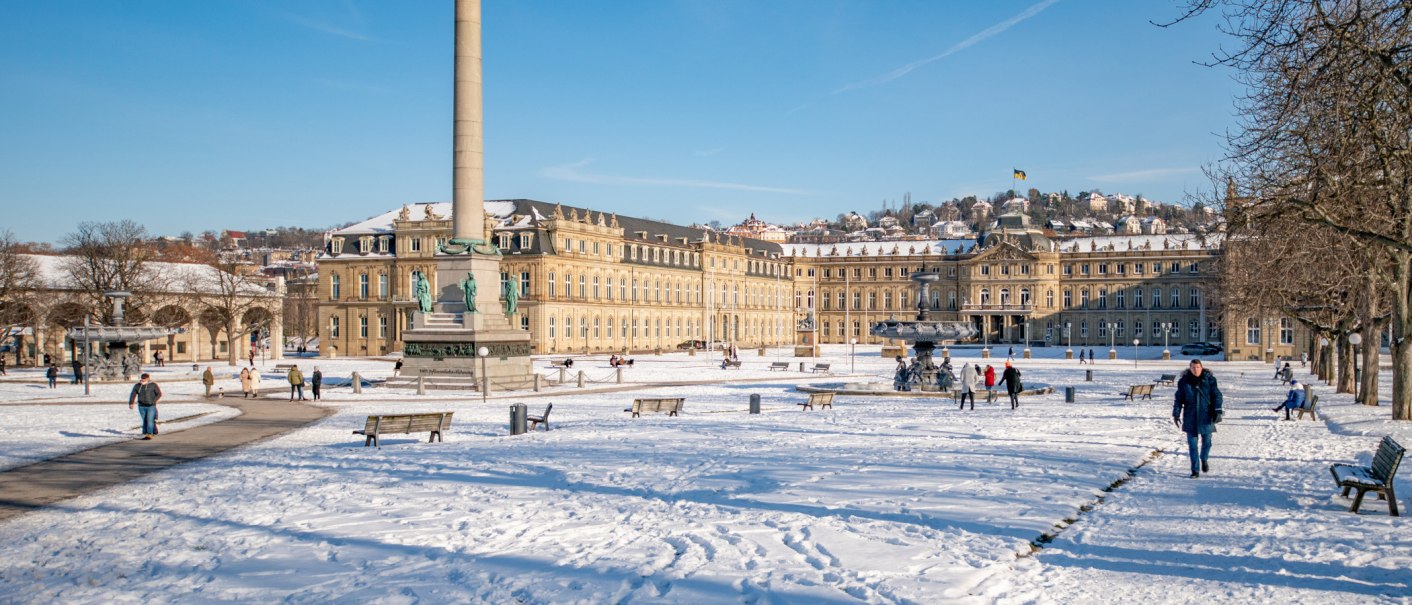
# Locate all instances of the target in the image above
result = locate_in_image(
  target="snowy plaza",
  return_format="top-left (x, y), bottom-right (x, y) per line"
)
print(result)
top-left (0, 346), bottom-right (1406, 604)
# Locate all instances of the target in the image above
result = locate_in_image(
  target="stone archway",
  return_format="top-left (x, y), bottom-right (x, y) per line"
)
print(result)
top-left (241, 307), bottom-right (274, 362)
top-left (151, 305), bottom-right (192, 363)
top-left (199, 308), bottom-right (230, 361)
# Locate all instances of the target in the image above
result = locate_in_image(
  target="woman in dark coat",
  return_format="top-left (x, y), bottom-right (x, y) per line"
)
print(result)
top-left (998, 361), bottom-right (1023, 410)
top-left (1173, 359), bottom-right (1224, 478)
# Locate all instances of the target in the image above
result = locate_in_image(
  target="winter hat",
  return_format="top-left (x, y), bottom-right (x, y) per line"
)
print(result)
top-left (1290, 379), bottom-right (1298, 386)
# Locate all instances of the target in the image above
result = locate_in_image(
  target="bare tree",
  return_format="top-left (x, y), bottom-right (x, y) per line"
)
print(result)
top-left (1174, 0), bottom-right (1412, 419)
top-left (187, 259), bottom-right (275, 366)
top-left (0, 231), bottom-right (40, 365)
top-left (61, 220), bottom-right (161, 324)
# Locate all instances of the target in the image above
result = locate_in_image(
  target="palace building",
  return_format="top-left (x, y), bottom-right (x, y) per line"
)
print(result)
top-left (318, 201), bottom-right (1308, 360)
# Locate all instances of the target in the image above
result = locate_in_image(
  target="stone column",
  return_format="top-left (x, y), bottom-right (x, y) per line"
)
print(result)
top-left (270, 277), bottom-right (285, 360)
top-left (453, 0), bottom-right (484, 242)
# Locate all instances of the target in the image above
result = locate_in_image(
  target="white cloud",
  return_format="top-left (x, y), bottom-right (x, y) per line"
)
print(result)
top-left (834, 0), bottom-right (1061, 94)
top-left (540, 159), bottom-right (811, 195)
top-left (1087, 167), bottom-right (1200, 184)
top-left (694, 146), bottom-right (727, 157)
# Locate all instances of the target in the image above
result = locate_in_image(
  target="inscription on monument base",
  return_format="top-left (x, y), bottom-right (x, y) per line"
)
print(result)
top-left (404, 341), bottom-right (531, 359)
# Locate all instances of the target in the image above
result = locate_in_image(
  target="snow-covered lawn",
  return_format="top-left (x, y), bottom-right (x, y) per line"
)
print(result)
top-left (0, 347), bottom-right (1406, 603)
top-left (0, 403), bottom-right (240, 471)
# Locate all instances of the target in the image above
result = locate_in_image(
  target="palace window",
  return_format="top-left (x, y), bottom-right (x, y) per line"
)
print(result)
top-left (579, 276), bottom-right (586, 299)
top-left (1000, 288), bottom-right (1011, 306)
top-left (1080, 320), bottom-right (1088, 339)
top-left (868, 291), bottom-right (877, 310)
top-left (1152, 288), bottom-right (1162, 309)
top-left (378, 274), bottom-right (388, 299)
top-left (520, 234), bottom-right (532, 249)
top-left (520, 272), bottom-right (530, 296)
top-left (409, 238), bottom-right (421, 252)
top-left (1045, 289), bottom-right (1053, 308)
top-left (1190, 288), bottom-right (1200, 308)
top-left (1171, 289), bottom-right (1180, 308)
top-left (593, 276), bottom-right (600, 300)
top-left (1280, 318), bottom-right (1294, 344)
top-left (359, 316), bottom-right (368, 338)
top-left (1246, 318), bottom-right (1261, 345)
top-left (1063, 289), bottom-right (1072, 309)
top-left (1097, 287), bottom-right (1107, 310)
top-left (1189, 261), bottom-right (1200, 273)
top-left (1116, 290), bottom-right (1125, 309)
top-left (331, 274), bottom-right (341, 300)
top-left (548, 272), bottom-right (556, 297)
top-left (548, 317), bottom-right (556, 339)
top-left (1134, 288), bottom-right (1144, 309)
top-left (521, 316), bottom-right (530, 331)
top-left (1080, 288), bottom-right (1090, 308)
top-left (378, 315), bottom-right (387, 338)
top-left (852, 292), bottom-right (861, 310)
top-left (358, 274), bottom-right (369, 299)
top-left (1190, 320), bottom-right (1200, 339)
top-left (329, 316), bottom-right (339, 338)
top-left (980, 289), bottom-right (991, 305)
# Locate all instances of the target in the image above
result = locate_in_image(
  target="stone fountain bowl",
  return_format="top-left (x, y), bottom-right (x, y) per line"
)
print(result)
top-left (796, 383), bottom-right (1054, 398)
top-left (870, 320), bottom-right (978, 342)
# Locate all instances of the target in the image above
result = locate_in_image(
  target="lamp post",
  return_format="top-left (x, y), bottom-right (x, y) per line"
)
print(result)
top-left (477, 346), bottom-right (490, 403)
top-left (849, 337), bottom-right (857, 373)
top-left (1132, 338), bottom-right (1140, 368)
top-left (1319, 336), bottom-right (1330, 382)
top-left (1065, 321), bottom-right (1072, 358)
top-left (1108, 321), bottom-right (1116, 359)
top-left (82, 315), bottom-right (91, 397)
top-left (1161, 321), bottom-right (1172, 360)
top-left (1348, 332), bottom-right (1362, 401)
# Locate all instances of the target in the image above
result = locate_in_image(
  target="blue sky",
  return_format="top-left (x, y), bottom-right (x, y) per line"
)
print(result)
top-left (0, 0), bottom-right (1238, 243)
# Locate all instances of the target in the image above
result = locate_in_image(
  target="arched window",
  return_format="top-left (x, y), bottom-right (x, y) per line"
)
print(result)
top-left (999, 288), bottom-right (1011, 306)
top-left (1020, 288), bottom-right (1031, 306)
top-left (980, 289), bottom-right (991, 305)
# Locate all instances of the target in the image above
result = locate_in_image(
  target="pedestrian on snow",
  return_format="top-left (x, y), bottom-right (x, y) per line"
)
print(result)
top-left (959, 363), bottom-right (978, 410)
top-left (249, 350), bottom-right (256, 367)
top-left (0, 355), bottom-right (6, 375)
top-left (154, 351), bottom-right (164, 367)
top-left (1300, 352), bottom-right (1308, 367)
top-left (239, 367), bottom-right (252, 398)
top-left (564, 358), bottom-right (574, 368)
top-left (202, 366), bottom-right (214, 397)
top-left (248, 367), bottom-right (261, 398)
top-left (311, 367), bottom-right (323, 401)
top-left (128, 373), bottom-right (163, 440)
top-left (43, 353), bottom-right (51, 366)
top-left (1272, 379), bottom-right (1308, 420)
top-left (984, 365), bottom-right (996, 392)
top-left (1280, 363), bottom-right (1294, 383)
top-left (71, 358), bottom-right (82, 384)
top-left (998, 361), bottom-right (1023, 410)
top-left (1007, 347), bottom-right (1014, 359)
top-left (1173, 359), bottom-right (1224, 478)
top-left (394, 358), bottom-right (403, 377)
top-left (287, 365), bottom-right (305, 401)
top-left (45, 364), bottom-right (58, 388)
top-left (1078, 349), bottom-right (1086, 365)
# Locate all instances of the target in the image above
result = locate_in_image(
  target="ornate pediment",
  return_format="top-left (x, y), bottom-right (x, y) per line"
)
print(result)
top-left (972, 242), bottom-right (1035, 262)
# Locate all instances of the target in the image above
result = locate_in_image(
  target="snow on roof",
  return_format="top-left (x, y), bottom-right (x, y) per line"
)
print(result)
top-left (23, 254), bottom-right (274, 296)
top-left (334, 202), bottom-right (453, 236)
top-left (1055, 233), bottom-right (1223, 253)
top-left (780, 239), bottom-right (974, 258)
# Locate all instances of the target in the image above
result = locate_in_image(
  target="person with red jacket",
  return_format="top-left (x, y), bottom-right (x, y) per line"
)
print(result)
top-left (984, 364), bottom-right (996, 393)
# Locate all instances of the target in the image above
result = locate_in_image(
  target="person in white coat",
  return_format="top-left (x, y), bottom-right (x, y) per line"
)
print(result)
top-left (959, 363), bottom-right (978, 410)
top-left (248, 367), bottom-right (262, 398)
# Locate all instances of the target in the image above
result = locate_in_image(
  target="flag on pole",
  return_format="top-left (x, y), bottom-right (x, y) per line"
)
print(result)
top-left (1013, 169), bottom-right (1027, 180)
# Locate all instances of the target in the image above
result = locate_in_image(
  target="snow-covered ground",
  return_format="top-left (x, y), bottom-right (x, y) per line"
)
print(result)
top-left (0, 346), bottom-right (1407, 603)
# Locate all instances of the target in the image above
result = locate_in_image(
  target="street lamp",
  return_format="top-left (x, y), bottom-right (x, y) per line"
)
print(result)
top-left (1161, 322), bottom-right (1172, 357)
top-left (1132, 338), bottom-right (1140, 368)
top-left (1108, 321), bottom-right (1116, 359)
top-left (849, 337), bottom-right (857, 373)
top-left (1065, 321), bottom-right (1072, 355)
top-left (477, 346), bottom-right (490, 403)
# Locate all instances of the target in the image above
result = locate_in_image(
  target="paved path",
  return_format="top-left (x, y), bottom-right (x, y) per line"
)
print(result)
top-left (0, 399), bottom-right (331, 523)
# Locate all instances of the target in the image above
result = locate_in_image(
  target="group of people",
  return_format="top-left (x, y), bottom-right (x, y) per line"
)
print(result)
top-left (608, 354), bottom-right (634, 368)
top-left (198, 364), bottom-right (322, 401)
top-left (892, 357), bottom-right (1025, 410)
top-left (1076, 349), bottom-right (1099, 364)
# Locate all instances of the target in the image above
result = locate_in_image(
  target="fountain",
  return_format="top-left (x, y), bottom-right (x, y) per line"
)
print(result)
top-left (66, 291), bottom-right (184, 386)
top-left (869, 270), bottom-right (977, 391)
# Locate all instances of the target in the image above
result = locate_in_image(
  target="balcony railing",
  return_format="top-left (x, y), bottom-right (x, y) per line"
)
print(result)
top-left (959, 302), bottom-right (1035, 314)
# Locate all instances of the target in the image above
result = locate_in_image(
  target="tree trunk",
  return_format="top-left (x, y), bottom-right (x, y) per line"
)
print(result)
top-left (1393, 255), bottom-right (1412, 421)
top-left (225, 321), bottom-right (240, 366)
top-left (1361, 327), bottom-right (1380, 406)
top-left (1337, 333), bottom-right (1355, 394)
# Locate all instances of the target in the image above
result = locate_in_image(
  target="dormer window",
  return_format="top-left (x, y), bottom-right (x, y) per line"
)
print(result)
top-left (331, 238), bottom-right (345, 255)
top-left (519, 233), bottom-right (533, 249)
top-left (378, 237), bottom-right (389, 253)
top-left (498, 234), bottom-right (511, 250)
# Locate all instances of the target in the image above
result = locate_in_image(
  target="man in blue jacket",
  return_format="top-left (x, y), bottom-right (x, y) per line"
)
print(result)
top-left (1173, 359), bottom-right (1223, 478)
top-left (1272, 379), bottom-right (1307, 420)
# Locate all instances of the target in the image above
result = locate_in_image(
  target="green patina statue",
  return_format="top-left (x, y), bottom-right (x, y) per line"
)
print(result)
top-left (414, 271), bottom-right (433, 313)
top-left (461, 272), bottom-right (477, 313)
top-left (502, 275), bottom-right (519, 315)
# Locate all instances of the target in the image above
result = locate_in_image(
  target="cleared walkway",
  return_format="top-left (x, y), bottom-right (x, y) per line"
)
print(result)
top-left (0, 399), bottom-right (331, 523)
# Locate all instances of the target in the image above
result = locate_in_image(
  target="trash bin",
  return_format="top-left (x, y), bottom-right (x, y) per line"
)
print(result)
top-left (749, 393), bottom-right (761, 414)
top-left (1085, 369), bottom-right (1093, 382)
top-left (1064, 386), bottom-right (1076, 403)
top-left (509, 403), bottom-right (527, 435)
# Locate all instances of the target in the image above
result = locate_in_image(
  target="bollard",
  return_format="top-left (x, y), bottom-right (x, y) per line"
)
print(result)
top-left (1064, 386), bottom-right (1075, 403)
top-left (417, 374), bottom-right (426, 395)
top-left (981, 348), bottom-right (991, 359)
top-left (577, 370), bottom-right (585, 388)
top-left (351, 371), bottom-right (362, 394)
top-left (558, 367), bottom-right (567, 384)
top-left (482, 373), bottom-right (491, 399)
top-left (1085, 369), bottom-right (1093, 382)
top-left (758, 347), bottom-right (766, 357)
top-left (533, 373), bottom-right (542, 392)
top-left (1023, 349), bottom-right (1032, 359)
top-left (616, 367), bottom-right (623, 384)
top-left (688, 348), bottom-right (696, 356)
top-left (1065, 349), bottom-right (1074, 360)
top-left (509, 403), bottom-right (527, 435)
top-left (799, 362), bottom-right (805, 372)
top-left (749, 393), bottom-right (761, 414)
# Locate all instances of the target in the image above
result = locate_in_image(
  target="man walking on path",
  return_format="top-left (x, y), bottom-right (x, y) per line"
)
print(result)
top-left (202, 366), bottom-right (214, 397)
top-left (287, 365), bottom-right (305, 401)
top-left (311, 367), bottom-right (322, 401)
top-left (1271, 379), bottom-right (1307, 420)
top-left (70, 358), bottom-right (82, 384)
top-left (998, 361), bottom-right (1023, 410)
top-left (45, 364), bottom-right (58, 388)
top-left (128, 373), bottom-right (162, 440)
top-left (1173, 359), bottom-right (1223, 478)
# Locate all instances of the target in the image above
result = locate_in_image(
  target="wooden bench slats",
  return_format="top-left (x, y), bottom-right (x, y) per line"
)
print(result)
top-left (1121, 384), bottom-right (1154, 400)
top-left (1155, 374), bottom-right (1177, 386)
top-left (527, 404), bottom-right (552, 431)
top-left (628, 397), bottom-right (685, 417)
top-left (1330, 436), bottom-right (1403, 516)
top-left (1296, 395), bottom-right (1319, 420)
top-left (799, 392), bottom-right (835, 411)
top-left (768, 362), bottom-right (790, 371)
top-left (810, 363), bottom-right (831, 373)
top-left (352, 412), bottom-right (454, 448)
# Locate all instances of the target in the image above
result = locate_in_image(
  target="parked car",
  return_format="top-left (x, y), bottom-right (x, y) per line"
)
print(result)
top-left (676, 340), bottom-right (708, 350)
top-left (1179, 342), bottom-right (1223, 356)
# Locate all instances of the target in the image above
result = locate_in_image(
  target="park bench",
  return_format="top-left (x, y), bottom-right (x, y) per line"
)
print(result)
top-left (1120, 384), bottom-right (1154, 401)
top-left (768, 362), bottom-right (791, 371)
top-left (1155, 374), bottom-right (1177, 386)
top-left (527, 404), bottom-right (552, 431)
top-left (1295, 395), bottom-right (1320, 421)
top-left (722, 359), bottom-right (742, 369)
top-left (809, 363), bottom-right (832, 373)
top-left (352, 412), bottom-right (454, 448)
top-left (1330, 435), bottom-right (1404, 516)
top-left (549, 359), bottom-right (573, 369)
top-left (798, 392), bottom-right (835, 411)
top-left (627, 397), bottom-right (686, 417)
top-left (274, 363), bottom-right (297, 373)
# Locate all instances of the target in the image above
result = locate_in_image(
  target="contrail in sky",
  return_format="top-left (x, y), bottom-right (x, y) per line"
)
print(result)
top-left (833, 0), bottom-right (1061, 94)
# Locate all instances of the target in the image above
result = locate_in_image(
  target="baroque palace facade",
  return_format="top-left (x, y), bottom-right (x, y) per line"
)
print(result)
top-left (318, 201), bottom-right (1306, 360)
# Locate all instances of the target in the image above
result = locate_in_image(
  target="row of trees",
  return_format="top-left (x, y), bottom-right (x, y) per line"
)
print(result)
top-left (1183, 0), bottom-right (1411, 419)
top-left (0, 221), bottom-right (285, 366)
